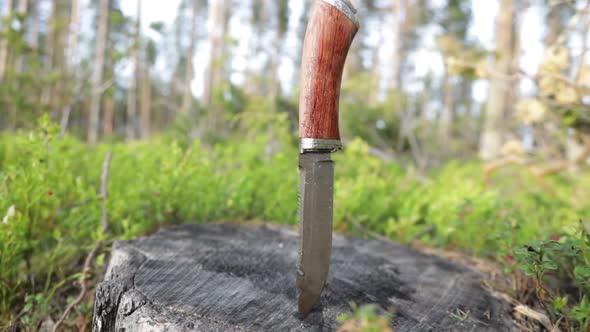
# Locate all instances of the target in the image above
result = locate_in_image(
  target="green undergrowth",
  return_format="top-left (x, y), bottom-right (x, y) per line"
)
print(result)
top-left (0, 118), bottom-right (589, 330)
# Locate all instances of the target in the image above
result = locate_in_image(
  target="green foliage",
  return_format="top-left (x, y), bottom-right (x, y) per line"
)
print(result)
top-left (515, 221), bottom-right (590, 330)
top-left (337, 303), bottom-right (393, 332)
top-left (0, 119), bottom-right (589, 329)
top-left (340, 73), bottom-right (403, 148)
top-left (438, 0), bottom-right (472, 38)
top-left (277, 0), bottom-right (290, 36)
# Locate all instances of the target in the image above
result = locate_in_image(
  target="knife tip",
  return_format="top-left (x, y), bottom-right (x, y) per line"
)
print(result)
top-left (298, 289), bottom-right (321, 318)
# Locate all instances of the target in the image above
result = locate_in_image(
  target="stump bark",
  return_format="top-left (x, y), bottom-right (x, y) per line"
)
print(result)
top-left (92, 223), bottom-right (516, 332)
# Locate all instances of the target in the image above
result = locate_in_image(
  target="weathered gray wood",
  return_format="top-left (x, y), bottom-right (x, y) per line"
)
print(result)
top-left (92, 224), bottom-right (517, 332)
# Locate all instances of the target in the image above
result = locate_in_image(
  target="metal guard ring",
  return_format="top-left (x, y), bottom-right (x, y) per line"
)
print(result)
top-left (300, 138), bottom-right (342, 153)
top-left (321, 0), bottom-right (360, 29)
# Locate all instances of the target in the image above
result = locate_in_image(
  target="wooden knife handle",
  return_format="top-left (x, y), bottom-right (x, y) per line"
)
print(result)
top-left (299, 0), bottom-right (359, 142)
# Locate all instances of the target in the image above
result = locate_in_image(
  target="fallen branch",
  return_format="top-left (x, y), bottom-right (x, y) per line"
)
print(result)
top-left (52, 151), bottom-right (112, 332)
top-left (533, 134), bottom-right (590, 177)
top-left (484, 134), bottom-right (590, 194)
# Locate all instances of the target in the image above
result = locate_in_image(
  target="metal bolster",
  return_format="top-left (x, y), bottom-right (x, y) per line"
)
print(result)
top-left (321, 0), bottom-right (360, 29)
top-left (300, 138), bottom-right (342, 153)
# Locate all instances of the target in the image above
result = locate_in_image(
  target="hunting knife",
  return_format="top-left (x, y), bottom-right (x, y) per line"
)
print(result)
top-left (297, 0), bottom-right (359, 317)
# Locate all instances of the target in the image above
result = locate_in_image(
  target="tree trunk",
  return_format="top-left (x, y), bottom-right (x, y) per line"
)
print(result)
top-left (566, 130), bottom-right (585, 165)
top-left (269, 39), bottom-right (280, 113)
top-left (390, 0), bottom-right (421, 91)
top-left (6, 0), bottom-right (26, 129)
top-left (92, 224), bottom-right (516, 332)
top-left (545, 3), bottom-right (563, 46)
top-left (418, 74), bottom-right (433, 124)
top-left (438, 66), bottom-right (454, 143)
top-left (103, 95), bottom-right (115, 136)
top-left (65, 0), bottom-right (80, 69)
top-left (53, 1), bottom-right (70, 116)
top-left (180, 0), bottom-right (198, 115)
top-left (566, 3), bottom-right (585, 164)
top-left (0, 0), bottom-right (13, 82)
top-left (370, 32), bottom-right (383, 106)
top-left (40, 0), bottom-right (56, 110)
top-left (139, 65), bottom-right (151, 139)
top-left (59, 0), bottom-right (80, 136)
top-left (293, 0), bottom-right (313, 89)
top-left (202, 0), bottom-right (227, 108)
top-left (245, 0), bottom-right (265, 96)
top-left (478, 0), bottom-right (517, 160)
top-left (390, 0), bottom-right (404, 91)
top-left (126, 0), bottom-right (141, 141)
top-left (269, 1), bottom-right (287, 113)
top-left (88, 0), bottom-right (110, 143)
top-left (344, 0), bottom-right (363, 82)
top-left (30, 0), bottom-right (39, 51)
top-left (393, 0), bottom-right (421, 152)
top-left (13, 0), bottom-right (27, 73)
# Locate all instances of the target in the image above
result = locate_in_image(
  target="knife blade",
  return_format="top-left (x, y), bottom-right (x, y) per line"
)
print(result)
top-left (297, 0), bottom-right (359, 317)
top-left (297, 152), bottom-right (334, 316)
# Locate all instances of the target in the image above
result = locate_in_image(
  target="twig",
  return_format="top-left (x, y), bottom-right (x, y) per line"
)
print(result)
top-left (52, 151), bottom-right (112, 332)
top-left (101, 151), bottom-right (113, 232)
top-left (556, 1), bottom-right (589, 46)
top-left (348, 217), bottom-right (391, 242)
top-left (56, 198), bottom-right (96, 214)
top-left (514, 304), bottom-right (557, 332)
top-left (59, 69), bottom-right (91, 138)
top-left (99, 77), bottom-right (115, 94)
top-left (9, 308), bottom-right (29, 331)
top-left (52, 242), bottom-right (101, 332)
top-left (484, 156), bottom-right (527, 180)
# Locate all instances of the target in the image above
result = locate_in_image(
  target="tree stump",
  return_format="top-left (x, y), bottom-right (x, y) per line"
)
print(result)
top-left (92, 224), bottom-right (516, 332)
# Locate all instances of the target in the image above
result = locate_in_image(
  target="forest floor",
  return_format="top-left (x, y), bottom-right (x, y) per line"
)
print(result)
top-left (0, 121), bottom-right (589, 331)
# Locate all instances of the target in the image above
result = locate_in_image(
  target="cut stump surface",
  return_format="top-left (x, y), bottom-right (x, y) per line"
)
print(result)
top-left (92, 223), bottom-right (516, 332)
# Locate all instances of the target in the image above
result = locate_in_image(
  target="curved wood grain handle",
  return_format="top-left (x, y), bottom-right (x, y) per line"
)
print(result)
top-left (299, 0), bottom-right (359, 142)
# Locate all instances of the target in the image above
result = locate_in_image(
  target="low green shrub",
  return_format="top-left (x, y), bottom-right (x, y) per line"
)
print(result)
top-left (515, 221), bottom-right (590, 330)
top-left (0, 119), bottom-right (589, 330)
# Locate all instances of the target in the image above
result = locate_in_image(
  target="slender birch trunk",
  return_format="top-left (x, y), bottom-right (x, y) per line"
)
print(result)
top-left (390, 0), bottom-right (404, 91)
top-left (0, 0), bottom-right (13, 82)
top-left (478, 0), bottom-right (517, 160)
top-left (13, 0), bottom-right (27, 73)
top-left (140, 64), bottom-right (151, 138)
top-left (30, 0), bottom-right (39, 51)
top-left (126, 0), bottom-right (141, 140)
top-left (103, 96), bottom-right (115, 136)
top-left (180, 0), bottom-right (198, 115)
top-left (202, 0), bottom-right (227, 107)
top-left (345, 0), bottom-right (361, 79)
top-left (438, 66), bottom-right (454, 143)
top-left (59, 0), bottom-right (80, 136)
top-left (567, 3), bottom-right (588, 164)
top-left (40, 0), bottom-right (56, 109)
top-left (88, 0), bottom-right (110, 143)
top-left (270, 1), bottom-right (287, 113)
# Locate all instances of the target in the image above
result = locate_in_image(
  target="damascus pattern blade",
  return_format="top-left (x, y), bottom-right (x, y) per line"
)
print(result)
top-left (297, 152), bottom-right (334, 316)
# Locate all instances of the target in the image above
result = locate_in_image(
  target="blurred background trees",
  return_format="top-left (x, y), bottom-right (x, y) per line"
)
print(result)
top-left (0, 0), bottom-right (590, 170)
top-left (3, 2), bottom-right (590, 329)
